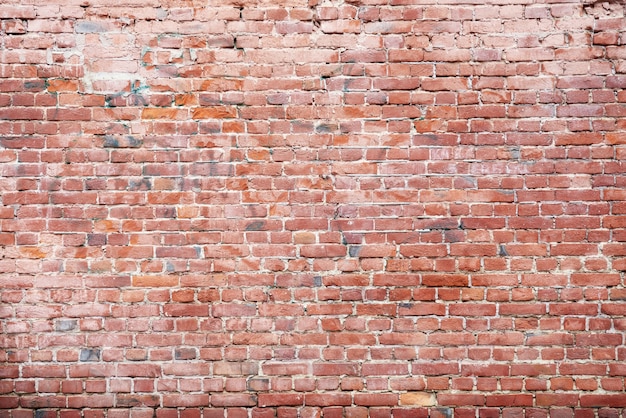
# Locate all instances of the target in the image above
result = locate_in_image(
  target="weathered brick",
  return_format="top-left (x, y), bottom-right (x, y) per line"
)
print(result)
top-left (0, 0), bottom-right (624, 415)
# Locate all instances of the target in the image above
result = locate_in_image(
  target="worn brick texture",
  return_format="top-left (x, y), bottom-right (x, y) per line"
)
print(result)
top-left (1, 0), bottom-right (626, 416)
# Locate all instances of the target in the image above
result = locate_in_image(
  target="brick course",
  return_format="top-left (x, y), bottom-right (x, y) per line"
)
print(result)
top-left (1, 0), bottom-right (626, 415)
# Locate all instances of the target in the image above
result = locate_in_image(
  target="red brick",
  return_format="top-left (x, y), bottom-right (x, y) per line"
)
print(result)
top-left (560, 363), bottom-right (607, 376)
top-left (461, 364), bottom-right (510, 377)
top-left (485, 394), bottom-right (533, 407)
top-left (580, 395), bottom-right (626, 408)
top-left (438, 394), bottom-right (485, 406)
top-left (192, 107), bottom-right (237, 119)
top-left (22, 365), bottom-right (66, 378)
top-left (354, 393), bottom-right (398, 406)
top-left (422, 274), bottom-right (469, 287)
top-left (262, 363), bottom-right (309, 375)
top-left (362, 363), bottom-right (409, 376)
top-left (305, 393), bottom-right (352, 406)
top-left (163, 394), bottom-right (209, 407)
top-left (67, 395), bottom-right (114, 408)
top-left (1, 2), bottom-right (624, 414)
top-left (210, 394), bottom-right (257, 407)
top-left (412, 362), bottom-right (459, 376)
top-left (258, 393), bottom-right (303, 407)
top-left (536, 393), bottom-right (579, 407)
top-left (20, 395), bottom-right (67, 408)
top-left (313, 363), bottom-right (359, 376)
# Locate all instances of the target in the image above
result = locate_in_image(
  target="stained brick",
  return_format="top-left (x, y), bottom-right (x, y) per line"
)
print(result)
top-left (0, 0), bottom-right (624, 415)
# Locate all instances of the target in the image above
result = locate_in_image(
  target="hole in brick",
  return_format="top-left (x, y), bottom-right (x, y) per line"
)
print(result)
top-left (245, 221), bottom-right (265, 231)
top-left (79, 348), bottom-right (101, 362)
top-left (103, 135), bottom-right (143, 149)
top-left (55, 319), bottom-right (77, 332)
top-left (35, 410), bottom-right (54, 418)
top-left (175, 348), bottom-right (197, 360)
top-left (349, 246), bottom-right (362, 257)
top-left (437, 408), bottom-right (453, 418)
top-left (315, 123), bottom-right (336, 133)
top-left (247, 378), bottom-right (270, 392)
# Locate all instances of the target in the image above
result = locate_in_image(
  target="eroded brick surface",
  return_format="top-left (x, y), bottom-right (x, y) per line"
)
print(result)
top-left (1, 0), bottom-right (626, 415)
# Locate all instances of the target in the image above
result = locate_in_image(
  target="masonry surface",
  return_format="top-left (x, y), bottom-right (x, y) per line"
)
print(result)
top-left (0, 0), bottom-right (625, 416)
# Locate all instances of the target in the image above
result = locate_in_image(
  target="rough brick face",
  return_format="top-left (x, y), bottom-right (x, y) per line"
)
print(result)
top-left (0, 0), bottom-right (625, 415)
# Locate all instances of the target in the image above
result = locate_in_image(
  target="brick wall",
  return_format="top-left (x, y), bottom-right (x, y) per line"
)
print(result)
top-left (1, 0), bottom-right (625, 416)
